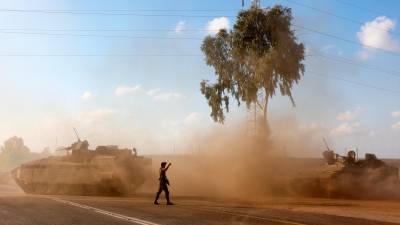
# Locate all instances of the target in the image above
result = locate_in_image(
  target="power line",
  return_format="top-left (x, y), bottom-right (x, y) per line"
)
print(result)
top-left (2, 30), bottom-right (400, 78)
top-left (0, 30), bottom-right (203, 40)
top-left (0, 8), bottom-right (239, 12)
top-left (307, 70), bottom-right (400, 94)
top-left (0, 52), bottom-right (396, 94)
top-left (0, 7), bottom-right (397, 57)
top-left (285, 0), bottom-right (400, 36)
top-left (0, 28), bottom-right (219, 32)
top-left (333, 0), bottom-right (390, 17)
top-left (0, 27), bottom-right (308, 34)
top-left (0, 8), bottom-right (233, 17)
top-left (2, 24), bottom-right (400, 59)
top-left (1, 27), bottom-right (400, 74)
top-left (0, 16), bottom-right (396, 58)
top-left (293, 24), bottom-right (400, 57)
top-left (307, 51), bottom-right (400, 79)
top-left (0, 53), bottom-right (202, 57)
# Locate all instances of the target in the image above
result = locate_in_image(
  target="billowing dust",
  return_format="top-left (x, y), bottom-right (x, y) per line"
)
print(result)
top-left (1, 119), bottom-right (399, 200)
top-left (147, 125), bottom-right (319, 199)
top-left (146, 121), bottom-right (400, 200)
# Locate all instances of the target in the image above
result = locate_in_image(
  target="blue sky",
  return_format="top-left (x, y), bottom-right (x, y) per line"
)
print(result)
top-left (0, 0), bottom-right (399, 157)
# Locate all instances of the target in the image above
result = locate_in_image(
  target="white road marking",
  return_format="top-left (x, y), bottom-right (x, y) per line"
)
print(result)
top-left (51, 197), bottom-right (161, 225)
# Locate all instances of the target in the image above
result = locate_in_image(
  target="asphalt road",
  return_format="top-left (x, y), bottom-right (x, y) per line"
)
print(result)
top-left (0, 194), bottom-right (399, 225)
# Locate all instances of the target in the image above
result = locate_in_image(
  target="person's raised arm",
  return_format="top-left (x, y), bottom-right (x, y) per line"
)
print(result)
top-left (163, 163), bottom-right (172, 171)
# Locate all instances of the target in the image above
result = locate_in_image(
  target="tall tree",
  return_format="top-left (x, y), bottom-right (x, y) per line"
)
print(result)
top-left (200, 5), bottom-right (305, 135)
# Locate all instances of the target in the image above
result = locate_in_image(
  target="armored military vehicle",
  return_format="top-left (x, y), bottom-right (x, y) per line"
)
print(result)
top-left (291, 140), bottom-right (399, 198)
top-left (11, 131), bottom-right (152, 196)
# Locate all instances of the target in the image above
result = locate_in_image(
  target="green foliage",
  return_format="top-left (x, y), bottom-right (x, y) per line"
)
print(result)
top-left (201, 5), bottom-right (305, 123)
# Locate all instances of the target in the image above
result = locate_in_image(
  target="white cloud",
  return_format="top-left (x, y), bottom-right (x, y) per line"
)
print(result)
top-left (391, 111), bottom-right (400, 118)
top-left (336, 107), bottom-right (364, 121)
top-left (146, 88), bottom-right (184, 101)
top-left (330, 122), bottom-right (360, 136)
top-left (206, 17), bottom-right (229, 34)
top-left (146, 88), bottom-right (160, 96)
top-left (81, 91), bottom-right (94, 101)
top-left (153, 92), bottom-right (184, 101)
top-left (392, 122), bottom-right (400, 130)
top-left (115, 85), bottom-right (141, 96)
top-left (357, 16), bottom-right (399, 53)
top-left (174, 21), bottom-right (186, 34)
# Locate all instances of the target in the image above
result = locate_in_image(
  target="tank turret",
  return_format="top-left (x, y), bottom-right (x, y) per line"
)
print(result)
top-left (290, 140), bottom-right (399, 199)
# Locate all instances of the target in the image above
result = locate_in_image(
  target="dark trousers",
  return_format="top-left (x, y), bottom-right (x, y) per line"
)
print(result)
top-left (155, 183), bottom-right (170, 203)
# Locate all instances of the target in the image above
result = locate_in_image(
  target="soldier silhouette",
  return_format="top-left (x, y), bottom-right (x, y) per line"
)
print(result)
top-left (154, 162), bottom-right (173, 205)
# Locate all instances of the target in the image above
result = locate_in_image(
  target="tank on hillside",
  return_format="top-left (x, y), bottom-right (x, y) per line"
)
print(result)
top-left (290, 145), bottom-right (399, 199)
top-left (11, 138), bottom-right (151, 196)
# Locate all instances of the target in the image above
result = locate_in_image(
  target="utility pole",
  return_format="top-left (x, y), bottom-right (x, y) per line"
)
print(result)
top-left (252, 0), bottom-right (261, 8)
top-left (254, 102), bottom-right (257, 136)
top-left (241, 0), bottom-right (261, 7)
top-left (356, 147), bottom-right (359, 160)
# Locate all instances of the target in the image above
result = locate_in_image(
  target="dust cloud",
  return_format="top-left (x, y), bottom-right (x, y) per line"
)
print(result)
top-left (146, 119), bottom-right (324, 200)
top-left (1, 119), bottom-right (398, 200)
top-left (147, 118), bottom-right (400, 200)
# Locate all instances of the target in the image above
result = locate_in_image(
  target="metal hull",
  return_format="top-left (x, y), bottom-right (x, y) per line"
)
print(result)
top-left (11, 154), bottom-right (150, 196)
top-left (13, 177), bottom-right (127, 196)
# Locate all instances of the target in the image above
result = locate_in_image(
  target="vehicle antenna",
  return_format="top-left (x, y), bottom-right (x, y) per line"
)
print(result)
top-left (73, 127), bottom-right (81, 142)
top-left (323, 138), bottom-right (331, 151)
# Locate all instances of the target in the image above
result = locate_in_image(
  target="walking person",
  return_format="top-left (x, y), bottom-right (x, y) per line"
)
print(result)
top-left (154, 162), bottom-right (173, 205)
